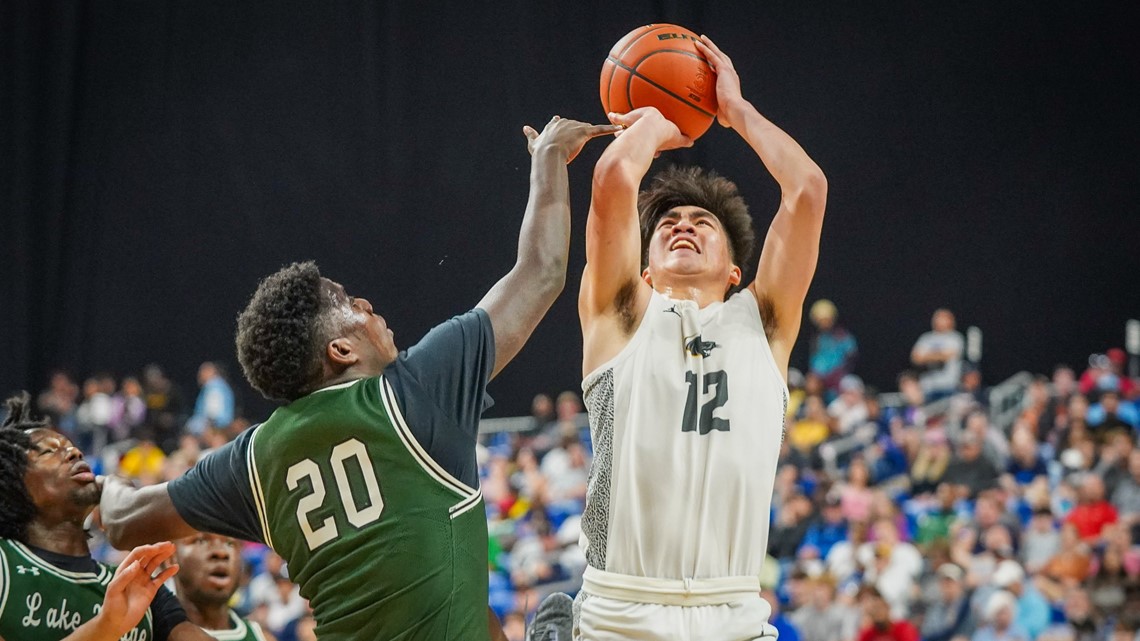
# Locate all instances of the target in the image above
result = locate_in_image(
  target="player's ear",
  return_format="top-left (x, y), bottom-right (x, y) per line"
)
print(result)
top-left (641, 267), bottom-right (653, 287)
top-left (727, 263), bottom-right (742, 287)
top-left (327, 338), bottom-right (358, 366)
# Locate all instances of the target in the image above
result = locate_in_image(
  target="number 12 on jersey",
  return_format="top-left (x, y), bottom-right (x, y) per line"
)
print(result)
top-left (285, 438), bottom-right (385, 550)
top-left (682, 370), bottom-right (730, 434)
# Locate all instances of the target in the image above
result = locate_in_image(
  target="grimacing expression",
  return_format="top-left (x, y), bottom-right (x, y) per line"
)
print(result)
top-left (175, 533), bottom-right (243, 606)
top-left (23, 429), bottom-right (99, 512)
top-left (644, 206), bottom-right (741, 294)
top-left (322, 278), bottom-right (398, 370)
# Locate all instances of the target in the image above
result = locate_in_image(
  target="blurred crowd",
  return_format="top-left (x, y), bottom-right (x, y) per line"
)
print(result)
top-left (11, 302), bottom-right (1140, 641)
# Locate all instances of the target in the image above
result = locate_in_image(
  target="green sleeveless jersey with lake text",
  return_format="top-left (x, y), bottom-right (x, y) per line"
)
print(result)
top-left (0, 539), bottom-right (153, 641)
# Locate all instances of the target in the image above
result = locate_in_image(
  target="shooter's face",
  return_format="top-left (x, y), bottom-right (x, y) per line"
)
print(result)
top-left (321, 278), bottom-right (399, 372)
top-left (644, 206), bottom-right (740, 296)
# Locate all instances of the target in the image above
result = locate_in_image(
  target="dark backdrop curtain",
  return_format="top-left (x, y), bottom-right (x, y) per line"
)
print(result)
top-left (3, 0), bottom-right (1138, 417)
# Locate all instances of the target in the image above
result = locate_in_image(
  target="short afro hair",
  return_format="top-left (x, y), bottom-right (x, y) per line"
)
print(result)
top-left (638, 166), bottom-right (756, 277)
top-left (0, 392), bottom-right (46, 541)
top-left (236, 261), bottom-right (341, 402)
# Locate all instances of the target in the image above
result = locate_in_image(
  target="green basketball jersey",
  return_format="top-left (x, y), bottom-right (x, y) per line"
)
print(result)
top-left (204, 610), bottom-right (267, 641)
top-left (0, 539), bottom-right (153, 641)
top-left (247, 376), bottom-right (489, 641)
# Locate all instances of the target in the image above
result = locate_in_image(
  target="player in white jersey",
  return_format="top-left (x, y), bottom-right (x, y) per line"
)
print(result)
top-left (573, 35), bottom-right (827, 640)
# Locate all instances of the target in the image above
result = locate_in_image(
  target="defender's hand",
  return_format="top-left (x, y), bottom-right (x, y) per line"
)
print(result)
top-left (95, 542), bottom-right (180, 638)
top-left (607, 107), bottom-right (693, 154)
top-left (524, 116), bottom-right (622, 164)
top-left (694, 35), bottom-right (743, 129)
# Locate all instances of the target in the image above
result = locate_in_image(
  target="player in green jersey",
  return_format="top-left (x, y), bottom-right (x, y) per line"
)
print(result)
top-left (173, 533), bottom-right (273, 641)
top-left (0, 393), bottom-right (210, 641)
top-left (100, 115), bottom-right (619, 641)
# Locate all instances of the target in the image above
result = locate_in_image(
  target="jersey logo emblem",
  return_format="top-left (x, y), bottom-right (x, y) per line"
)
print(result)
top-left (664, 305), bottom-right (682, 318)
top-left (685, 335), bottom-right (720, 358)
top-left (16, 565), bottom-right (41, 576)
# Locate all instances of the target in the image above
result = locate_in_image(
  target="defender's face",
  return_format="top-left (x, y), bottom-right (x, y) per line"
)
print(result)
top-left (175, 533), bottom-right (243, 606)
top-left (644, 206), bottom-right (740, 295)
top-left (323, 278), bottom-right (398, 369)
top-left (24, 429), bottom-right (99, 512)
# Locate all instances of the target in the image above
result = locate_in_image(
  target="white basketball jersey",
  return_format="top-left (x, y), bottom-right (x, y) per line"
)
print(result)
top-left (580, 288), bottom-right (787, 580)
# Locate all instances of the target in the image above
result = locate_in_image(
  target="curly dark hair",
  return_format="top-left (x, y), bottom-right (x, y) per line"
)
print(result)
top-left (0, 392), bottom-right (46, 541)
top-left (236, 261), bottom-right (343, 402)
top-left (638, 165), bottom-right (756, 278)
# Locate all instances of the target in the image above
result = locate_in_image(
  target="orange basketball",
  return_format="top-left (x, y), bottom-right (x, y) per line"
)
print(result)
top-left (600, 24), bottom-right (718, 140)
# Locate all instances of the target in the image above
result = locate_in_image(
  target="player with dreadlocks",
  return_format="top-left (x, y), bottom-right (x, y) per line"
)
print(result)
top-left (0, 392), bottom-right (211, 641)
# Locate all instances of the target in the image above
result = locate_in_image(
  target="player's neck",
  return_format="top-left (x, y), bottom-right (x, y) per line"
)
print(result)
top-left (24, 517), bottom-right (91, 557)
top-left (183, 599), bottom-right (232, 631)
top-left (651, 279), bottom-right (727, 309)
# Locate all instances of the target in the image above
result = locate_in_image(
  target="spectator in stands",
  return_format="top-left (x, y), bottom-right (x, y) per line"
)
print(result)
top-left (991, 559), bottom-right (1051, 639)
top-left (1066, 474), bottom-right (1119, 542)
top-left (186, 361), bottom-right (234, 436)
top-left (916, 482), bottom-right (960, 548)
top-left (807, 299), bottom-right (858, 399)
top-left (963, 410), bottom-right (1010, 471)
top-left (799, 491), bottom-right (849, 560)
top-left (1021, 508), bottom-right (1060, 574)
top-left (36, 369), bottom-right (79, 434)
top-left (910, 427), bottom-right (952, 496)
top-left (540, 435), bottom-right (589, 507)
top-left (760, 591), bottom-right (802, 641)
top-left (860, 517), bottom-right (923, 618)
top-left (141, 363), bottom-right (185, 452)
top-left (828, 374), bottom-right (868, 435)
top-left (1006, 427), bottom-right (1048, 486)
top-left (1090, 388), bottom-right (1140, 435)
top-left (971, 589), bottom-right (1028, 641)
top-left (944, 432), bottom-right (1001, 499)
top-left (921, 563), bottom-right (976, 641)
top-left (854, 585), bottom-right (919, 641)
top-left (1041, 522), bottom-right (1092, 584)
top-left (525, 392), bottom-right (554, 436)
top-left (895, 371), bottom-right (928, 428)
top-left (911, 308), bottom-right (966, 402)
top-left (1080, 349), bottom-right (1135, 398)
top-left (1047, 365), bottom-right (1078, 431)
top-left (788, 574), bottom-right (859, 641)
top-left (770, 491), bottom-right (815, 562)
top-left (1085, 540), bottom-right (1138, 622)
top-left (837, 457), bottom-right (874, 523)
top-left (788, 395), bottom-right (832, 462)
top-left (75, 373), bottom-right (115, 454)
top-left (1112, 450), bottom-right (1140, 527)
top-left (1096, 431), bottom-right (1134, 499)
top-left (1061, 587), bottom-right (1100, 641)
top-left (118, 435), bottom-right (167, 485)
top-left (109, 375), bottom-right (147, 442)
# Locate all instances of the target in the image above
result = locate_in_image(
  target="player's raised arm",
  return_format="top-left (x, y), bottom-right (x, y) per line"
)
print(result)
top-left (476, 117), bottom-right (619, 379)
top-left (695, 35), bottom-right (827, 373)
top-left (579, 108), bottom-right (691, 371)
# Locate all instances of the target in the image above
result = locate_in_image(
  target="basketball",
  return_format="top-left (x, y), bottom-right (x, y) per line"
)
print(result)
top-left (600, 24), bottom-right (718, 140)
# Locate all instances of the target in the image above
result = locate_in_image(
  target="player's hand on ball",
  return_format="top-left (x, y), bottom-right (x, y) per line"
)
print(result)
top-left (607, 107), bottom-right (693, 154)
top-left (524, 116), bottom-right (622, 164)
top-left (694, 35), bottom-right (742, 129)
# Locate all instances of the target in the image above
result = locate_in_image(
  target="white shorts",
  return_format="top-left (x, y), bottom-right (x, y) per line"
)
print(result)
top-left (573, 568), bottom-right (778, 641)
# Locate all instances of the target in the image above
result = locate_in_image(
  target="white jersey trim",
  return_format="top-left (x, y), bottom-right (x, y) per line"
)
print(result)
top-left (0, 544), bottom-right (9, 620)
top-left (246, 424), bottom-right (275, 550)
top-left (5, 541), bottom-right (109, 584)
top-left (582, 289), bottom-right (664, 387)
top-left (378, 378), bottom-right (481, 514)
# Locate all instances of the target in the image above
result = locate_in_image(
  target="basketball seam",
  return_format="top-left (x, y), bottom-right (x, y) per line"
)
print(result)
top-left (615, 24), bottom-right (664, 60)
top-left (606, 53), bottom-right (717, 119)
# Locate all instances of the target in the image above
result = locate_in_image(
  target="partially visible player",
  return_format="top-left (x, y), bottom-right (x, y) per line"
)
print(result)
top-left (172, 533), bottom-right (273, 641)
top-left (0, 393), bottom-right (209, 641)
top-left (100, 116), bottom-right (620, 641)
top-left (572, 34), bottom-right (827, 640)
